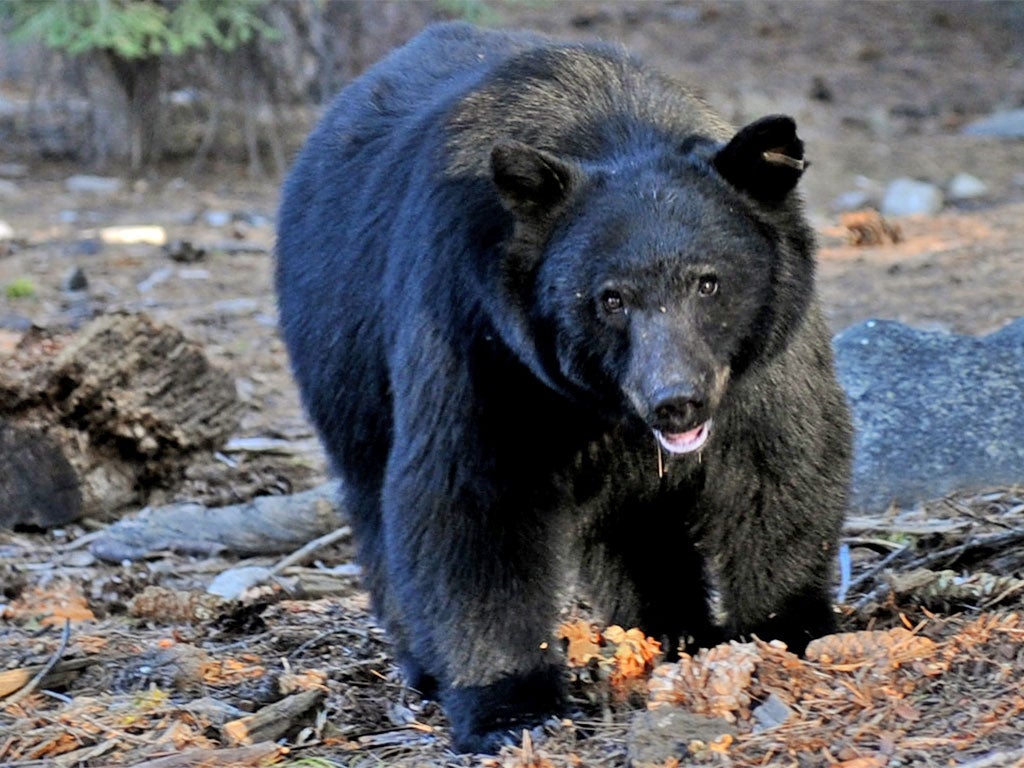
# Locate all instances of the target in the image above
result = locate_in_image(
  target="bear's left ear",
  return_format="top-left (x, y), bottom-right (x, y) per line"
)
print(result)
top-left (713, 115), bottom-right (805, 203)
top-left (491, 140), bottom-right (580, 219)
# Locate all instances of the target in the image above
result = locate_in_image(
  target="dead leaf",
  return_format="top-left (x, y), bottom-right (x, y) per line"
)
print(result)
top-left (839, 210), bottom-right (903, 246)
top-left (557, 620), bottom-right (603, 666)
top-left (836, 757), bottom-right (886, 768)
top-left (4, 583), bottom-right (95, 625)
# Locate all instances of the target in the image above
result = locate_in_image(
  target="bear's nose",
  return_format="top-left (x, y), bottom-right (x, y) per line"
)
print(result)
top-left (650, 385), bottom-right (704, 432)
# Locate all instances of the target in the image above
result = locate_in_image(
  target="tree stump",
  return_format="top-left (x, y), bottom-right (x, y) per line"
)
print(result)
top-left (0, 313), bottom-right (241, 528)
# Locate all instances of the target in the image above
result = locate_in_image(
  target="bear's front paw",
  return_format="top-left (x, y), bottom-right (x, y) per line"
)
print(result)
top-left (444, 666), bottom-right (566, 754)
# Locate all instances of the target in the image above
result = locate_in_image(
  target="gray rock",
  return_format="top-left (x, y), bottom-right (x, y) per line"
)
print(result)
top-left (204, 209), bottom-right (232, 228)
top-left (0, 179), bottom-right (20, 199)
top-left (752, 693), bottom-right (794, 731)
top-left (178, 268), bottom-right (211, 281)
top-left (947, 172), bottom-right (988, 201)
top-left (0, 313), bottom-right (33, 331)
top-left (210, 297), bottom-right (260, 317)
top-left (834, 318), bottom-right (1024, 511)
top-left (207, 564), bottom-right (273, 599)
top-left (0, 162), bottom-right (29, 178)
top-left (962, 108), bottom-right (1024, 139)
top-left (830, 189), bottom-right (874, 213)
top-left (880, 178), bottom-right (944, 217)
top-left (63, 266), bottom-right (89, 292)
top-left (627, 708), bottom-right (736, 767)
top-left (71, 238), bottom-right (103, 256)
top-left (65, 174), bottom-right (123, 195)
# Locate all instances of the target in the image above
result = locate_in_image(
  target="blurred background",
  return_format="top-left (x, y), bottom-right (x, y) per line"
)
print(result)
top-left (1, 0), bottom-right (1022, 211)
top-left (1, 0), bottom-right (1023, 498)
top-left (3, 7), bottom-right (1024, 765)
top-left (2, 0), bottom-right (1023, 501)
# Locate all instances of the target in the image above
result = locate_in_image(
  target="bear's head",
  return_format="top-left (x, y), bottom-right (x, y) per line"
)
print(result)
top-left (490, 116), bottom-right (815, 453)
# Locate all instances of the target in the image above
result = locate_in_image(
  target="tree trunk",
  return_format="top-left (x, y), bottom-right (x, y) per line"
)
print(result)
top-left (106, 52), bottom-right (162, 171)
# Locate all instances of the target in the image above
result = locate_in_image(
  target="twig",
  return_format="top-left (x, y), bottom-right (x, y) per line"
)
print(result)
top-left (942, 497), bottom-right (1024, 533)
top-left (841, 545), bottom-right (910, 600)
top-left (980, 580), bottom-right (1024, 611)
top-left (851, 529), bottom-right (1024, 613)
top-left (93, 742), bottom-right (283, 768)
top-left (267, 525), bottom-right (352, 577)
top-left (953, 746), bottom-right (1024, 768)
top-left (842, 536), bottom-right (905, 552)
top-left (2, 619), bottom-right (71, 707)
top-left (907, 529), bottom-right (1024, 571)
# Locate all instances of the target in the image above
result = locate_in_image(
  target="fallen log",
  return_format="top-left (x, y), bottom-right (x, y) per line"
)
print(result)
top-left (0, 313), bottom-right (241, 528)
top-left (90, 481), bottom-right (344, 562)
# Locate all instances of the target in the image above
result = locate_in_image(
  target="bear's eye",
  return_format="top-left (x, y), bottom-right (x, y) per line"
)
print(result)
top-left (599, 289), bottom-right (625, 315)
top-left (697, 275), bottom-right (719, 297)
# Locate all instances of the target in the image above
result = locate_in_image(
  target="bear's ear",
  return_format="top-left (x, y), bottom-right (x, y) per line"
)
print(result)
top-left (491, 140), bottom-right (579, 219)
top-left (712, 115), bottom-right (805, 203)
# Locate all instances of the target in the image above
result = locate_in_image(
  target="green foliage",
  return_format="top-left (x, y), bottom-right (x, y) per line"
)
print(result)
top-left (434, 0), bottom-right (546, 26)
top-left (434, 0), bottom-right (501, 25)
top-left (5, 277), bottom-right (36, 299)
top-left (7, 0), bottom-right (278, 60)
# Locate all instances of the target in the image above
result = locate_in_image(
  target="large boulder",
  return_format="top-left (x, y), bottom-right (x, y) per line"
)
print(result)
top-left (834, 318), bottom-right (1024, 511)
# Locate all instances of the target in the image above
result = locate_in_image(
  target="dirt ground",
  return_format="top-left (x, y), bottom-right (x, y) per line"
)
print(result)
top-left (2, 2), bottom-right (1024, 766)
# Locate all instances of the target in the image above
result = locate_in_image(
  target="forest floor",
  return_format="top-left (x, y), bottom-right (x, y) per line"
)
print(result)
top-left (2, 2), bottom-right (1024, 766)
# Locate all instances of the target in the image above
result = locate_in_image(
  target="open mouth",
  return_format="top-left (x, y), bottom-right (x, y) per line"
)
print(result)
top-left (654, 420), bottom-right (711, 455)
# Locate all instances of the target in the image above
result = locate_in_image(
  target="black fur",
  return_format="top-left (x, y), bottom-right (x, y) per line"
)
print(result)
top-left (276, 22), bottom-right (852, 754)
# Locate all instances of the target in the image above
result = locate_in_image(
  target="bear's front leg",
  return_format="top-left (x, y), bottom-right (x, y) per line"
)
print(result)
top-left (710, 481), bottom-right (842, 655)
top-left (380, 447), bottom-right (567, 753)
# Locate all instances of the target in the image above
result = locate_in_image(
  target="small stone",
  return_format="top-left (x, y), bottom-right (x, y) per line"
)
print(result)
top-left (830, 190), bottom-right (874, 213)
top-left (880, 178), bottom-right (944, 217)
top-left (240, 211), bottom-right (273, 228)
top-left (962, 108), bottom-right (1024, 138)
top-left (207, 565), bottom-right (272, 600)
top-left (0, 162), bottom-right (29, 178)
top-left (65, 174), bottom-right (122, 195)
top-left (165, 239), bottom-right (206, 263)
top-left (0, 313), bottom-right (33, 331)
top-left (0, 220), bottom-right (13, 241)
top-left (809, 75), bottom-right (833, 102)
top-left (178, 268), bottom-right (211, 281)
top-left (63, 549), bottom-right (96, 567)
top-left (204, 210), bottom-right (232, 228)
top-left (627, 708), bottom-right (737, 768)
top-left (752, 693), bottom-right (794, 731)
top-left (947, 172), bottom-right (988, 201)
top-left (63, 267), bottom-right (88, 292)
top-left (211, 297), bottom-right (260, 317)
top-left (71, 239), bottom-right (103, 257)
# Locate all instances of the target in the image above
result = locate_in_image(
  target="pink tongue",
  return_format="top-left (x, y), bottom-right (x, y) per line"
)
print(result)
top-left (665, 425), bottom-right (703, 443)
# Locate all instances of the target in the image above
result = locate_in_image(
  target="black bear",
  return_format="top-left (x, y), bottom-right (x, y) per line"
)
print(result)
top-left (276, 22), bottom-right (852, 753)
